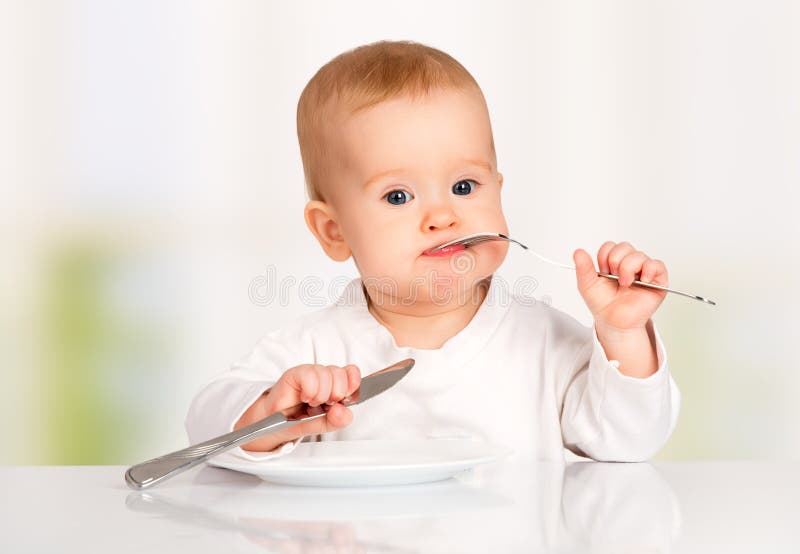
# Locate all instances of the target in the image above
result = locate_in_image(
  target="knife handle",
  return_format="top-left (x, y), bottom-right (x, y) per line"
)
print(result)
top-left (125, 410), bottom-right (325, 490)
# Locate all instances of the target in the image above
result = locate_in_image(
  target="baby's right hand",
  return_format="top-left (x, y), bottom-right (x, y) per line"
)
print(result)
top-left (234, 363), bottom-right (361, 452)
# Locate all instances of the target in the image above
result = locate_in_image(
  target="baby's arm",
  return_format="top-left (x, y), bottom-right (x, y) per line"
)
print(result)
top-left (559, 318), bottom-right (680, 461)
top-left (234, 363), bottom-right (361, 452)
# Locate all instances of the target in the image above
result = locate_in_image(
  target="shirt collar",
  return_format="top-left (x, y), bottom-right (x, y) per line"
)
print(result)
top-left (334, 272), bottom-right (512, 367)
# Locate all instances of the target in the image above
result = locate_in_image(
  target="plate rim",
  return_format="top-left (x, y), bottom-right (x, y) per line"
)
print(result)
top-left (207, 438), bottom-right (512, 475)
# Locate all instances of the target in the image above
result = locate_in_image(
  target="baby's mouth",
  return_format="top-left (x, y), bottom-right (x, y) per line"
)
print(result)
top-left (421, 244), bottom-right (467, 257)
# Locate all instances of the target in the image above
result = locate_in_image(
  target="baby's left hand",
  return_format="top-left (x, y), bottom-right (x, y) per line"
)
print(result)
top-left (573, 241), bottom-right (668, 332)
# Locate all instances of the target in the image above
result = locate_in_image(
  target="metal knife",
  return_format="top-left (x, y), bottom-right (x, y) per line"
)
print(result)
top-left (125, 357), bottom-right (415, 490)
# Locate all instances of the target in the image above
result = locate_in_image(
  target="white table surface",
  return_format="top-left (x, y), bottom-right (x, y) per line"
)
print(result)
top-left (1, 460), bottom-right (798, 553)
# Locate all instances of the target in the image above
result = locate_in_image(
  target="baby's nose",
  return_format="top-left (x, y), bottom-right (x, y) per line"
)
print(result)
top-left (422, 204), bottom-right (459, 231)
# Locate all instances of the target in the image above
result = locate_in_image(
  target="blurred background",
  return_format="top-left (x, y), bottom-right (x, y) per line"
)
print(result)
top-left (2, 0), bottom-right (798, 465)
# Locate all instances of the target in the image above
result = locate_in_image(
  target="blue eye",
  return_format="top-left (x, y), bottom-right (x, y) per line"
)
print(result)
top-left (452, 180), bottom-right (475, 195)
top-left (385, 190), bottom-right (411, 205)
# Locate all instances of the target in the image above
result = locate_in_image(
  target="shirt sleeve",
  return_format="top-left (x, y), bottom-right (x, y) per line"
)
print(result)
top-left (559, 318), bottom-right (681, 462)
top-left (184, 329), bottom-right (307, 461)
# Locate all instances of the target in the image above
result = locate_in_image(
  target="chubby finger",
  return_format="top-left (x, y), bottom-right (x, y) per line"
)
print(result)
top-left (344, 364), bottom-right (361, 397)
top-left (641, 258), bottom-right (669, 286)
top-left (617, 251), bottom-right (649, 287)
top-left (323, 403), bottom-right (353, 428)
top-left (597, 241), bottom-right (617, 274)
top-left (296, 366), bottom-right (319, 405)
top-left (606, 241), bottom-right (636, 275)
top-left (328, 366), bottom-right (348, 404)
top-left (272, 404), bottom-right (354, 445)
top-left (310, 365), bottom-right (332, 407)
top-left (573, 248), bottom-right (600, 293)
top-left (295, 404), bottom-right (353, 436)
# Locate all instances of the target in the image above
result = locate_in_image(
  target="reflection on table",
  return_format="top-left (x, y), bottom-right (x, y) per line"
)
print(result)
top-left (2, 460), bottom-right (798, 552)
top-left (125, 461), bottom-right (680, 553)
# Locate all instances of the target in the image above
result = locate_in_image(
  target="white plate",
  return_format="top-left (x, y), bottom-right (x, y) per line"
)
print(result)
top-left (207, 438), bottom-right (512, 487)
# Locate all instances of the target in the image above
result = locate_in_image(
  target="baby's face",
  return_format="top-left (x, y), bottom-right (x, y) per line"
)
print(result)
top-left (325, 87), bottom-right (509, 305)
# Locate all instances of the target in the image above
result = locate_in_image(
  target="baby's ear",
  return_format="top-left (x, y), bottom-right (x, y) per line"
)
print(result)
top-left (304, 200), bottom-right (352, 262)
top-left (498, 172), bottom-right (504, 188)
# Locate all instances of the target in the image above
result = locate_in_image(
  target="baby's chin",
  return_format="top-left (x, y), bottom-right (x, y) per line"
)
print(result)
top-left (363, 278), bottom-right (490, 310)
top-left (406, 277), bottom-right (491, 307)
top-left (361, 269), bottom-right (495, 307)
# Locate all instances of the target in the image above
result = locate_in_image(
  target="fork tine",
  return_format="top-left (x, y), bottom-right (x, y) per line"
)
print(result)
top-left (464, 235), bottom-right (496, 247)
top-left (431, 232), bottom-right (526, 252)
top-left (464, 234), bottom-right (526, 249)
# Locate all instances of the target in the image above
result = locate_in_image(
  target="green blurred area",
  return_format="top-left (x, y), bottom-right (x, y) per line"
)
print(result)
top-left (39, 243), bottom-right (167, 465)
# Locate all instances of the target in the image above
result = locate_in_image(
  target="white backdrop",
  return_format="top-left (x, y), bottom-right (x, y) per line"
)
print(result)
top-left (2, 0), bottom-right (798, 464)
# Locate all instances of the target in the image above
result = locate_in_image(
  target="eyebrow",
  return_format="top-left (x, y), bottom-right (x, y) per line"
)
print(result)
top-left (363, 159), bottom-right (494, 188)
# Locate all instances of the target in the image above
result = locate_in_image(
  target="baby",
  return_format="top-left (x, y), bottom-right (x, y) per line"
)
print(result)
top-left (186, 40), bottom-right (680, 463)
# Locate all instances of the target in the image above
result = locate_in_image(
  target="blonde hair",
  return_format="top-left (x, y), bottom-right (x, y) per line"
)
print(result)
top-left (296, 40), bottom-right (491, 202)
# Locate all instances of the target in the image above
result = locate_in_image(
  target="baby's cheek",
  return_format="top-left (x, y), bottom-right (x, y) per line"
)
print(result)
top-left (463, 244), bottom-right (505, 283)
top-left (487, 240), bottom-right (510, 265)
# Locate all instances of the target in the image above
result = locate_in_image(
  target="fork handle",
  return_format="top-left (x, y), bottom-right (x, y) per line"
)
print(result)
top-left (596, 272), bottom-right (715, 304)
top-left (125, 411), bottom-right (324, 490)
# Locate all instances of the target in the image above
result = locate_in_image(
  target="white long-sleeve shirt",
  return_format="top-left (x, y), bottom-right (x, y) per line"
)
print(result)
top-left (185, 273), bottom-right (680, 463)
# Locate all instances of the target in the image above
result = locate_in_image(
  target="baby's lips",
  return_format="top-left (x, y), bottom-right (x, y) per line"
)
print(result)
top-left (422, 244), bottom-right (466, 256)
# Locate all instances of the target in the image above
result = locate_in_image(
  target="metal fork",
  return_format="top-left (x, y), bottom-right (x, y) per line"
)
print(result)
top-left (430, 232), bottom-right (716, 305)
